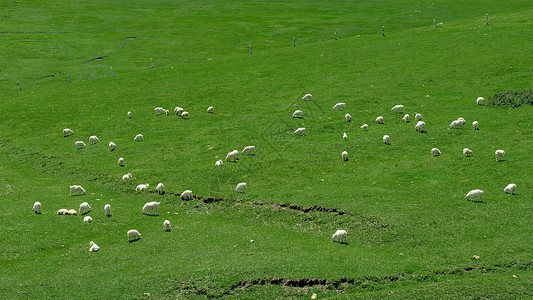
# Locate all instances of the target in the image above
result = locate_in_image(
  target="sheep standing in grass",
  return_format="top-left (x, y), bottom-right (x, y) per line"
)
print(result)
top-left (463, 148), bottom-right (473, 157)
top-left (472, 121), bottom-right (479, 130)
top-left (181, 190), bottom-right (193, 200)
top-left (383, 135), bottom-right (390, 145)
top-left (33, 202), bottom-right (41, 214)
top-left (302, 94), bottom-right (312, 101)
top-left (155, 107), bottom-right (169, 115)
top-left (415, 113), bottom-right (422, 121)
top-left (109, 142), bottom-right (116, 151)
top-left (118, 157), bottom-right (124, 167)
top-left (504, 184), bottom-right (517, 195)
top-left (182, 111), bottom-right (189, 119)
top-left (457, 118), bottom-right (466, 126)
top-left (174, 107), bottom-right (183, 116)
top-left (127, 230), bottom-right (141, 242)
top-left (332, 230), bottom-right (347, 243)
top-left (89, 136), bottom-right (99, 145)
top-left (128, 111), bottom-right (132, 118)
top-left (142, 201), bottom-right (160, 216)
top-left (235, 182), bottom-right (247, 193)
top-left (122, 173), bottom-right (132, 180)
top-left (476, 97), bottom-right (484, 105)
top-left (89, 241), bottom-right (100, 252)
top-left (75, 141), bottom-right (86, 150)
top-left (70, 185), bottom-right (85, 196)
top-left (63, 128), bottom-right (74, 137)
top-left (376, 116), bottom-right (384, 124)
top-left (136, 184), bottom-right (149, 191)
top-left (226, 150), bottom-right (239, 162)
top-left (241, 146), bottom-right (255, 155)
top-left (391, 105), bottom-right (404, 113)
top-left (156, 183), bottom-right (165, 195)
top-left (104, 204), bottom-right (111, 217)
top-left (83, 216), bottom-right (93, 222)
top-left (449, 120), bottom-right (463, 129)
top-left (134, 134), bottom-right (143, 142)
top-left (343, 132), bottom-right (347, 141)
top-left (333, 103), bottom-right (345, 111)
top-left (292, 110), bottom-right (303, 118)
top-left (415, 121), bottom-right (426, 133)
top-left (79, 202), bottom-right (91, 214)
top-left (465, 189), bottom-right (484, 201)
top-left (342, 151), bottom-right (348, 161)
top-left (215, 160), bottom-right (223, 166)
top-left (294, 128), bottom-right (306, 136)
top-left (57, 209), bottom-right (69, 215)
top-left (207, 106), bottom-right (214, 113)
top-left (402, 114), bottom-right (409, 123)
top-left (345, 113), bottom-right (351, 122)
top-left (164, 220), bottom-right (171, 231)
top-left (360, 124), bottom-right (368, 131)
top-left (495, 149), bottom-right (505, 161)
top-left (431, 148), bottom-right (441, 157)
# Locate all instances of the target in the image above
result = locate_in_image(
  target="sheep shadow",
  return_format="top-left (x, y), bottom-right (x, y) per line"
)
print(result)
top-left (128, 239), bottom-right (141, 243)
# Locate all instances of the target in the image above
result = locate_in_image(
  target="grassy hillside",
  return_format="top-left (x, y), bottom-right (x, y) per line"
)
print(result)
top-left (1, 0), bottom-right (532, 298)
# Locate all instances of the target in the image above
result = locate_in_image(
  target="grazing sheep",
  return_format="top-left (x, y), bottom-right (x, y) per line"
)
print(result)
top-left (504, 183), bottom-right (517, 195)
top-left (465, 189), bottom-right (483, 202)
top-left (294, 127), bottom-right (306, 136)
top-left (495, 149), bottom-right (505, 161)
top-left (415, 121), bottom-right (426, 133)
top-left (292, 110), bottom-right (303, 118)
top-left (182, 111), bottom-right (189, 119)
top-left (104, 204), bottom-right (111, 217)
top-left (207, 106), bottom-right (214, 113)
top-left (302, 94), bottom-right (312, 101)
top-left (360, 124), bottom-right (368, 131)
top-left (376, 116), bottom-right (384, 124)
top-left (345, 113), bottom-right (351, 122)
top-left (79, 202), bottom-right (91, 214)
top-left (333, 103), bottom-right (345, 111)
top-left (134, 134), bottom-right (143, 141)
top-left (391, 105), bottom-right (404, 113)
top-left (457, 117), bottom-right (466, 125)
top-left (402, 114), bottom-right (409, 123)
top-left (174, 107), bottom-right (183, 116)
top-left (142, 201), bottom-right (160, 216)
top-left (463, 148), bottom-right (473, 157)
top-left (127, 229), bottom-right (141, 242)
top-left (241, 146), bottom-right (255, 155)
top-left (89, 136), bottom-right (99, 145)
top-left (215, 159), bottom-right (223, 166)
top-left (449, 120), bottom-right (463, 129)
top-left (343, 132), bottom-right (347, 141)
top-left (431, 148), bottom-right (441, 157)
top-left (383, 135), bottom-right (390, 145)
top-left (226, 150), bottom-right (239, 162)
top-left (83, 216), bottom-right (93, 222)
top-left (70, 185), bottom-right (86, 196)
top-left (57, 209), bottom-right (69, 215)
top-left (155, 107), bottom-right (169, 115)
top-left (63, 128), bottom-right (74, 137)
top-left (235, 182), bottom-right (247, 193)
top-left (122, 173), bottom-right (132, 180)
top-left (109, 142), bottom-right (116, 151)
top-left (415, 113), bottom-right (422, 121)
top-left (476, 97), bottom-right (484, 105)
top-left (156, 183), bottom-right (165, 195)
top-left (136, 184), bottom-right (149, 191)
top-left (180, 190), bottom-right (193, 200)
top-left (472, 121), bottom-right (479, 130)
top-left (118, 157), bottom-right (124, 167)
top-left (128, 111), bottom-right (132, 118)
top-left (75, 141), bottom-right (86, 150)
top-left (33, 202), bottom-right (41, 214)
top-left (332, 230), bottom-right (347, 243)
top-left (342, 151), bottom-right (348, 161)
top-left (164, 220), bottom-right (171, 231)
top-left (89, 242), bottom-right (100, 252)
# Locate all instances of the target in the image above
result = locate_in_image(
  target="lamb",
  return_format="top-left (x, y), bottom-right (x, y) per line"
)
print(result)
top-left (226, 150), bottom-right (239, 162)
top-left (89, 241), bottom-right (100, 252)
top-left (118, 157), bottom-right (124, 167)
top-left (83, 216), bottom-right (93, 222)
top-left (292, 110), bottom-right (303, 118)
top-left (294, 128), bottom-right (306, 136)
top-left (63, 128), bottom-right (74, 137)
top-left (109, 142), bottom-right (116, 151)
top-left (345, 113), bottom-right (351, 122)
top-left (332, 102), bottom-right (345, 111)
top-left (495, 149), bottom-right (505, 161)
top-left (182, 111), bottom-right (189, 119)
top-left (332, 230), bottom-right (347, 243)
top-left (376, 116), bottom-right (384, 124)
top-left (142, 201), bottom-right (160, 216)
top-left (104, 204), bottom-right (111, 217)
top-left (415, 113), bottom-right (422, 121)
top-left (402, 114), bottom-right (409, 123)
top-left (79, 202), bottom-right (91, 214)
top-left (156, 183), bottom-right (165, 195)
top-left (134, 134), bottom-right (143, 141)
top-left (449, 120), bottom-right (463, 129)
top-left (136, 184), bottom-right (149, 191)
top-left (383, 135), bottom-right (390, 145)
top-left (457, 117), bottom-right (466, 125)
top-left (504, 183), bottom-right (517, 195)
top-left (122, 173), bottom-right (132, 180)
top-left (391, 105), bottom-right (404, 113)
top-left (415, 121), bottom-right (426, 133)
top-left (89, 135), bottom-right (99, 145)
top-left (343, 132), bottom-right (347, 141)
top-left (127, 229), bottom-right (141, 242)
top-left (360, 124), bottom-right (368, 131)
top-left (465, 189), bottom-right (483, 202)
top-left (431, 148), bottom-right (441, 157)
top-left (207, 106), bottom-right (214, 113)
top-left (241, 146), bottom-right (255, 155)
top-left (463, 148), bottom-right (473, 157)
top-left (302, 94), bottom-right (312, 101)
top-left (235, 182), bottom-right (247, 193)
top-left (68, 209), bottom-right (77, 215)
top-left (57, 209), bottom-right (69, 215)
top-left (476, 97), bottom-right (484, 105)
top-left (342, 151), bottom-right (348, 161)
top-left (215, 160), bottom-right (223, 166)
top-left (472, 121), bottom-right (479, 130)
top-left (128, 111), bottom-right (132, 118)
top-left (164, 220), bottom-right (171, 231)
top-left (33, 202), bottom-right (41, 214)
top-left (70, 185), bottom-right (86, 196)
top-left (174, 107), bottom-right (183, 116)
top-left (155, 107), bottom-right (169, 115)
top-left (75, 141), bottom-right (86, 150)
top-left (180, 190), bottom-right (193, 200)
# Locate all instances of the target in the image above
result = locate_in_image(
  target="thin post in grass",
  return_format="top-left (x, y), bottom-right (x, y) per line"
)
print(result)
top-left (334, 32), bottom-right (337, 40)
top-left (110, 67), bottom-right (114, 77)
top-left (486, 13), bottom-right (488, 25)
top-left (382, 26), bottom-right (385, 36)
top-left (293, 36), bottom-right (296, 47)
top-left (67, 73), bottom-right (71, 83)
top-left (249, 44), bottom-right (252, 54)
top-left (17, 80), bottom-right (21, 91)
top-left (150, 58), bottom-right (154, 68)
top-left (433, 19), bottom-right (435, 30)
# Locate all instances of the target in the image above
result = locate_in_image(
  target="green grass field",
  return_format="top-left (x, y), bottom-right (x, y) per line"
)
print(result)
top-left (1, 0), bottom-right (532, 298)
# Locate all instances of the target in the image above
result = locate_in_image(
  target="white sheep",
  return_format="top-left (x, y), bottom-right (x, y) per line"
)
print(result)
top-left (504, 183), bottom-right (517, 195)
top-left (89, 242), bottom-right (100, 252)
top-left (136, 184), bottom-right (149, 191)
top-left (215, 160), bottom-right (224, 166)
top-left (33, 202), bottom-right (41, 214)
top-left (134, 134), bottom-right (143, 141)
top-left (332, 230), bottom-right (347, 243)
top-left (207, 106), bottom-right (214, 113)
top-left (463, 148), bottom-right (473, 157)
top-left (57, 209), bottom-right (69, 215)
top-left (402, 114), bottom-right (409, 123)
top-left (127, 229), bottom-right (141, 242)
top-left (472, 121), bottom-right (479, 130)
top-left (75, 141), bottom-right (86, 150)
top-left (83, 216), bottom-right (93, 222)
top-left (89, 135), bottom-right (99, 145)
top-left (345, 113), bottom-right (351, 122)
top-left (391, 105), bottom-right (404, 113)
top-left (109, 141), bottom-right (116, 151)
top-left (383, 135), bottom-right (390, 145)
top-left (164, 220), bottom-right (171, 232)
top-left (415, 121), bottom-right (426, 133)
top-left (294, 127), bottom-right (306, 136)
top-left (235, 182), bottom-right (247, 193)
top-left (241, 146), bottom-right (255, 155)
top-left (118, 157), bottom-right (124, 167)
top-left (180, 190), bottom-right (193, 200)
top-left (63, 128), bottom-right (74, 137)
top-left (155, 107), bottom-right (169, 115)
top-left (302, 94), bottom-right (312, 101)
top-left (104, 204), bottom-right (111, 217)
top-left (333, 103), bottom-right (345, 111)
top-left (182, 111), bottom-right (189, 119)
top-left (465, 189), bottom-right (483, 201)
top-left (70, 185), bottom-right (86, 196)
top-left (457, 117), bottom-right (466, 125)
top-left (342, 151), bottom-right (348, 161)
top-left (122, 173), bottom-right (132, 180)
top-left (449, 120), bottom-right (463, 129)
top-left (415, 113), bottom-right (422, 121)
top-left (343, 132), bottom-right (347, 141)
top-left (431, 148), bottom-right (441, 157)
top-left (226, 150), bottom-right (239, 162)
top-left (128, 111), bottom-right (132, 118)
top-left (292, 110), bottom-right (303, 118)
top-left (476, 97), bottom-right (484, 105)
top-left (79, 202), bottom-right (91, 214)
top-left (495, 149), bottom-right (505, 161)
top-left (376, 116), bottom-right (384, 124)
top-left (174, 107), bottom-right (183, 116)
top-left (68, 209), bottom-right (77, 215)
top-left (142, 201), bottom-right (160, 216)
top-left (360, 124), bottom-right (368, 131)
top-left (156, 183), bottom-right (165, 195)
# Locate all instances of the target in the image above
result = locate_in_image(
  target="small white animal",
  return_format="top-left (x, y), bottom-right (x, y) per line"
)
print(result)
top-left (63, 128), bottom-right (74, 137)
top-left (343, 132), bottom-right (347, 141)
top-left (376, 116), bottom-right (384, 124)
top-left (333, 102), bottom-right (345, 111)
top-left (127, 229), bottom-right (141, 242)
top-left (89, 135), bottom-right (99, 145)
top-left (135, 184), bottom-right (149, 191)
top-left (235, 182), bottom-right (247, 193)
top-left (226, 150), bottom-right (239, 162)
top-left (476, 97), bottom-right (484, 105)
top-left (122, 173), bottom-right (132, 180)
top-left (294, 128), bottom-right (306, 136)
top-left (360, 124), bottom-right (368, 131)
top-left (181, 190), bottom-right (193, 200)
top-left (292, 110), bottom-right (303, 118)
top-left (79, 202), bottom-right (91, 214)
top-left (449, 120), bottom-right (463, 129)
top-left (83, 216), bottom-right (93, 222)
top-left (302, 94), bottom-right (312, 101)
top-left (472, 121), bottom-right (479, 130)
top-left (415, 121), bottom-right (426, 133)
top-left (332, 230), bottom-right (347, 243)
top-left (402, 114), bottom-right (409, 123)
top-left (383, 135), bottom-right (390, 145)
top-left (68, 209), bottom-right (77, 215)
top-left (33, 202), bottom-right (41, 214)
top-left (391, 105), bottom-right (404, 113)
top-left (463, 148), bottom-right (473, 157)
top-left (156, 183), bottom-right (165, 195)
top-left (89, 242), bottom-right (100, 252)
top-left (457, 117), bottom-right (466, 125)
top-left (70, 185), bottom-right (85, 196)
top-left (504, 183), bottom-right (517, 195)
top-left (104, 204), bottom-right (111, 216)
top-left (345, 113), bottom-right (351, 122)
top-left (75, 141), bottom-right (86, 150)
top-left (215, 159), bottom-right (223, 166)
top-left (164, 220), bottom-right (171, 231)
top-left (109, 142), bottom-right (116, 151)
top-left (342, 151), bottom-right (348, 161)
top-left (495, 149), bottom-right (505, 161)
top-left (241, 146), bottom-right (255, 155)
top-left (57, 209), bottom-right (69, 215)
top-left (182, 111), bottom-right (189, 119)
top-left (415, 113), bottom-right (422, 121)
top-left (118, 157), bottom-right (124, 167)
top-left (465, 189), bottom-right (483, 202)
top-left (142, 201), bottom-right (160, 216)
top-left (155, 107), bottom-right (169, 115)
top-left (431, 148), bottom-right (441, 157)
top-left (134, 134), bottom-right (143, 141)
top-left (174, 107), bottom-right (183, 116)
top-left (127, 111), bottom-right (132, 118)
top-left (207, 106), bottom-right (214, 113)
